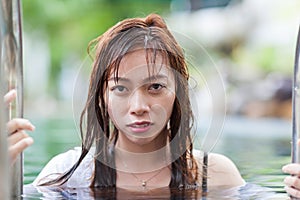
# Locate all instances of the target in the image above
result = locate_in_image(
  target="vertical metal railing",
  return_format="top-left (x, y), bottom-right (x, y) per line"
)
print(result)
top-left (0, 5), bottom-right (10, 194)
top-left (0, 0), bottom-right (24, 199)
top-left (0, 1), bottom-right (11, 200)
top-left (292, 25), bottom-right (300, 164)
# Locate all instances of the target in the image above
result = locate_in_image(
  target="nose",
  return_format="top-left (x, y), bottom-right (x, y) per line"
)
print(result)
top-left (129, 89), bottom-right (150, 116)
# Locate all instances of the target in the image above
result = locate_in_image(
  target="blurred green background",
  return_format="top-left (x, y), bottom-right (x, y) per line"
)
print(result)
top-left (22, 0), bottom-right (300, 119)
top-left (20, 1), bottom-right (299, 195)
top-left (22, 0), bottom-right (171, 98)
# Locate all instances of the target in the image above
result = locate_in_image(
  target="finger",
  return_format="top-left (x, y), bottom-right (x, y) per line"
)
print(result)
top-left (285, 186), bottom-right (300, 199)
top-left (9, 137), bottom-right (34, 164)
top-left (282, 164), bottom-right (300, 175)
top-left (6, 118), bottom-right (35, 134)
top-left (4, 89), bottom-right (17, 104)
top-left (284, 176), bottom-right (300, 190)
top-left (7, 130), bottom-right (28, 146)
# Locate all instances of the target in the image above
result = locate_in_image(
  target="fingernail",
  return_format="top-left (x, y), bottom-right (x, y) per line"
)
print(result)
top-left (7, 89), bottom-right (16, 96)
top-left (27, 122), bottom-right (35, 131)
top-left (25, 137), bottom-right (34, 146)
top-left (282, 166), bottom-right (287, 172)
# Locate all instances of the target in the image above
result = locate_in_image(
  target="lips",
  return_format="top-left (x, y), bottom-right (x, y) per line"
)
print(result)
top-left (128, 121), bottom-right (151, 127)
top-left (127, 121), bottom-right (153, 133)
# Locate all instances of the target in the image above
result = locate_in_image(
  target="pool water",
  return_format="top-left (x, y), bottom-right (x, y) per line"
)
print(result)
top-left (23, 183), bottom-right (285, 199)
top-left (23, 115), bottom-right (291, 199)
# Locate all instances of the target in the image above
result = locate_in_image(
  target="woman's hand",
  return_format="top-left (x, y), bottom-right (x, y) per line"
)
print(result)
top-left (4, 89), bottom-right (35, 165)
top-left (282, 139), bottom-right (300, 198)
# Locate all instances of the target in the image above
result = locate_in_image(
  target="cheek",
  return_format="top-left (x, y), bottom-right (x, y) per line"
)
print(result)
top-left (163, 93), bottom-right (176, 116)
top-left (151, 92), bottom-right (175, 119)
top-left (107, 94), bottom-right (128, 123)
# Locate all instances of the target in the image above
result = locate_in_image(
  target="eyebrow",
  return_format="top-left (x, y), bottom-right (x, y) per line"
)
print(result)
top-left (108, 74), bottom-right (169, 83)
top-left (108, 77), bottom-right (130, 83)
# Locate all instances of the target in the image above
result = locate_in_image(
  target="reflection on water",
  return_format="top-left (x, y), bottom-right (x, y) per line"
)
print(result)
top-left (23, 183), bottom-right (286, 200)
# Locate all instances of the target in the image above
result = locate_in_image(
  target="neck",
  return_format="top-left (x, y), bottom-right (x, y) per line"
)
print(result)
top-left (116, 128), bottom-right (168, 153)
top-left (115, 146), bottom-right (171, 173)
top-left (115, 134), bottom-right (172, 173)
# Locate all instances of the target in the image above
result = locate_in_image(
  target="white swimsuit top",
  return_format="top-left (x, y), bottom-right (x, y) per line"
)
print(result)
top-left (32, 147), bottom-right (205, 188)
top-left (32, 147), bottom-right (95, 188)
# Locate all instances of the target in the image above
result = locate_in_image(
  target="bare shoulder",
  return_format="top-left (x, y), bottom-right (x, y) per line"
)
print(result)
top-left (192, 150), bottom-right (245, 188)
top-left (207, 153), bottom-right (245, 187)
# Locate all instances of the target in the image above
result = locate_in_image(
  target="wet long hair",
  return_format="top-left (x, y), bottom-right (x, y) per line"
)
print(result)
top-left (39, 13), bottom-right (198, 188)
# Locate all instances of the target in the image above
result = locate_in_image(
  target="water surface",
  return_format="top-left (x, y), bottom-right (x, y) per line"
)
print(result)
top-left (23, 116), bottom-right (291, 199)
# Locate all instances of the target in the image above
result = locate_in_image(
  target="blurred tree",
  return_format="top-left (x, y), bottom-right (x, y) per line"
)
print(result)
top-left (22, 0), bottom-right (171, 97)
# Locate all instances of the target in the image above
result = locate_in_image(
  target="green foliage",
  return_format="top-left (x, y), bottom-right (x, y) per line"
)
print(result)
top-left (22, 0), bottom-right (171, 97)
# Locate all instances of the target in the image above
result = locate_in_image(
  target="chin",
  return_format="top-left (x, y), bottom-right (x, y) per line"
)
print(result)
top-left (128, 135), bottom-right (155, 146)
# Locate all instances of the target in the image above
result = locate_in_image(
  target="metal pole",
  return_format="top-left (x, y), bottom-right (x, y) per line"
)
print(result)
top-left (1, 0), bottom-right (24, 199)
top-left (11, 0), bottom-right (24, 199)
top-left (0, 0), bottom-right (11, 199)
top-left (0, 6), bottom-right (10, 198)
top-left (292, 25), bottom-right (300, 163)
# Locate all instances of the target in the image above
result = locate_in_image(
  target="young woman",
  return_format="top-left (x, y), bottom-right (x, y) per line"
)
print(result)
top-left (8, 14), bottom-right (245, 192)
top-left (33, 13), bottom-right (245, 190)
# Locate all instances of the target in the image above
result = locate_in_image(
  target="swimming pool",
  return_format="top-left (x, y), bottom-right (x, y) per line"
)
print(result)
top-left (23, 115), bottom-right (291, 199)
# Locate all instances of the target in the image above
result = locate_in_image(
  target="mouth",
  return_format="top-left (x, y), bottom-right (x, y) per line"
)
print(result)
top-left (126, 121), bottom-right (153, 133)
top-left (127, 121), bottom-right (153, 128)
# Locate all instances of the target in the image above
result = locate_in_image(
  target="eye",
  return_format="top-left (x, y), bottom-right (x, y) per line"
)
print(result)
top-left (111, 85), bottom-right (128, 95)
top-left (148, 83), bottom-right (166, 93)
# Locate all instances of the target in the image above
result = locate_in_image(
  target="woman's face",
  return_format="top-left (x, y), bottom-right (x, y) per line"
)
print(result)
top-left (106, 50), bottom-right (176, 149)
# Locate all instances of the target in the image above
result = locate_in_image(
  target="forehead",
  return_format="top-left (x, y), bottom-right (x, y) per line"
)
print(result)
top-left (111, 50), bottom-right (171, 78)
